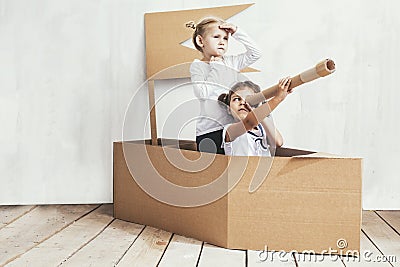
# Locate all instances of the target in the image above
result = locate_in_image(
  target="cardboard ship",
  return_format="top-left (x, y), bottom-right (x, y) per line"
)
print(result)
top-left (113, 4), bottom-right (362, 253)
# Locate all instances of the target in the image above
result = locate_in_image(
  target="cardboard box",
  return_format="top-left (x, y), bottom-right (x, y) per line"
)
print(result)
top-left (113, 139), bottom-right (362, 253)
top-left (119, 3), bottom-right (361, 254)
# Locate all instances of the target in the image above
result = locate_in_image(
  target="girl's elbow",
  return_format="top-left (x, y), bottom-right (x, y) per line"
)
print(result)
top-left (252, 49), bottom-right (262, 60)
top-left (243, 118), bottom-right (257, 131)
top-left (276, 139), bottom-right (283, 147)
top-left (248, 53), bottom-right (261, 63)
top-left (275, 134), bottom-right (284, 147)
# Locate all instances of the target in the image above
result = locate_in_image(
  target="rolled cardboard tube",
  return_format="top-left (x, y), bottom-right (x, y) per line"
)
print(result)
top-left (246, 59), bottom-right (336, 106)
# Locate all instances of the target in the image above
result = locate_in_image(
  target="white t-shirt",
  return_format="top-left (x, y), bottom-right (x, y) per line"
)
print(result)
top-left (222, 123), bottom-right (271, 157)
top-left (190, 28), bottom-right (261, 136)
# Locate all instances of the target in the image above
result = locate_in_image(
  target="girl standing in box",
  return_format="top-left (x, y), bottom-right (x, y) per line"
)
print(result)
top-left (187, 17), bottom-right (261, 154)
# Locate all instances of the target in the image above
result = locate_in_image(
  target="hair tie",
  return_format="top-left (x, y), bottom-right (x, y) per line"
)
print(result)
top-left (185, 21), bottom-right (196, 30)
top-left (224, 94), bottom-right (229, 104)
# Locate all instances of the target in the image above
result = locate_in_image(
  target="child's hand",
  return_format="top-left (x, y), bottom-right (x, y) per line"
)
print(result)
top-left (275, 77), bottom-right (291, 102)
top-left (210, 56), bottom-right (223, 62)
top-left (219, 23), bottom-right (238, 34)
top-left (242, 100), bottom-right (252, 111)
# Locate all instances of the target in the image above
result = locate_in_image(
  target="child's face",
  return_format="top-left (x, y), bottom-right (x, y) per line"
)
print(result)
top-left (200, 24), bottom-right (229, 58)
top-left (229, 87), bottom-right (255, 121)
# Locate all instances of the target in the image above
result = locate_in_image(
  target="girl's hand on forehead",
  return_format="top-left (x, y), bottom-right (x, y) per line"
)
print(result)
top-left (219, 23), bottom-right (238, 34)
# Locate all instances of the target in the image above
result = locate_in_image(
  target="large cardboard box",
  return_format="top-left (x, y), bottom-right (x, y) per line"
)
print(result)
top-left (113, 139), bottom-right (362, 253)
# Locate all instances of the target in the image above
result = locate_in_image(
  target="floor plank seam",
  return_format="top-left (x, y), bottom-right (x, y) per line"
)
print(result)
top-left (156, 233), bottom-right (174, 266)
top-left (292, 252), bottom-right (299, 267)
top-left (0, 205), bottom-right (37, 231)
top-left (56, 210), bottom-right (114, 267)
top-left (339, 257), bottom-right (347, 267)
top-left (195, 242), bottom-right (204, 267)
top-left (65, 204), bottom-right (104, 225)
top-left (374, 211), bottom-right (400, 237)
top-left (339, 254), bottom-right (347, 267)
top-left (3, 204), bottom-right (102, 266)
top-left (114, 224), bottom-right (147, 266)
top-left (360, 228), bottom-right (393, 267)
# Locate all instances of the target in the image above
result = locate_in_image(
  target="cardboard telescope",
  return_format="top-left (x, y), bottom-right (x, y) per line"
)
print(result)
top-left (246, 59), bottom-right (336, 105)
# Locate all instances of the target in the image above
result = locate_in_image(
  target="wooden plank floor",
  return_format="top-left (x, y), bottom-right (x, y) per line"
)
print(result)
top-left (0, 206), bottom-right (399, 267)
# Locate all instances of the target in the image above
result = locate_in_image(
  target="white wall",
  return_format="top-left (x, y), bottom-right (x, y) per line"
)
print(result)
top-left (1, 0), bottom-right (399, 209)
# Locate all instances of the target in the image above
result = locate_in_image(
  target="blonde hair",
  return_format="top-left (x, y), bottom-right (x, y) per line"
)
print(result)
top-left (185, 17), bottom-right (225, 52)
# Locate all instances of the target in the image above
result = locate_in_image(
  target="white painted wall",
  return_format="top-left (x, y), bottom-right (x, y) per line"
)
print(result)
top-left (1, 0), bottom-right (399, 209)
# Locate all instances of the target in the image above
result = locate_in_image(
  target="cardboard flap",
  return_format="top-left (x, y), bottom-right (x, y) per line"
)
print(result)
top-left (144, 4), bottom-right (255, 79)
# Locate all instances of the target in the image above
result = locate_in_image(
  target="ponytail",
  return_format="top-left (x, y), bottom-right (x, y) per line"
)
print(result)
top-left (218, 93), bottom-right (229, 105)
top-left (185, 21), bottom-right (196, 30)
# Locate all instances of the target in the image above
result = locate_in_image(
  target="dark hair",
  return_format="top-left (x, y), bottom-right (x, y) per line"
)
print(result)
top-left (218, 81), bottom-right (261, 106)
top-left (186, 17), bottom-right (225, 52)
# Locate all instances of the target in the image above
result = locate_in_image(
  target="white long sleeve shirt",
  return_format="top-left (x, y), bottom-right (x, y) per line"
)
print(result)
top-left (190, 28), bottom-right (261, 136)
